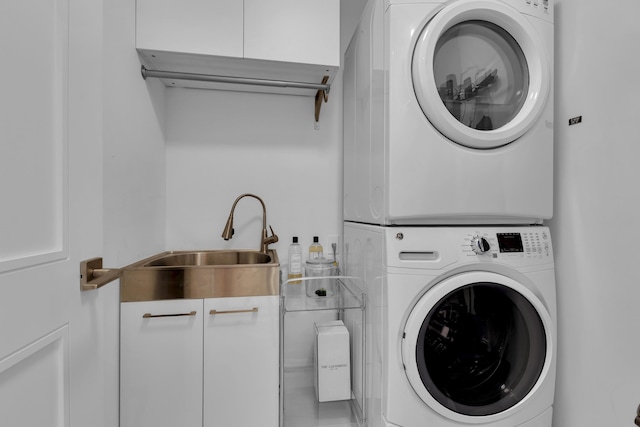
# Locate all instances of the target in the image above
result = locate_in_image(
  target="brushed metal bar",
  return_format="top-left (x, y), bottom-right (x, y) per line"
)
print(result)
top-left (142, 311), bottom-right (197, 319)
top-left (209, 307), bottom-right (259, 315)
top-left (141, 66), bottom-right (331, 92)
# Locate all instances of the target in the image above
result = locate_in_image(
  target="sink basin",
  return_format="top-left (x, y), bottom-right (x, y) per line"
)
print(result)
top-left (120, 249), bottom-right (279, 302)
top-left (143, 250), bottom-right (271, 267)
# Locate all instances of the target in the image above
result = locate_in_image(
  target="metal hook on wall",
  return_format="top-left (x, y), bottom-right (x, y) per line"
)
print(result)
top-left (314, 75), bottom-right (330, 129)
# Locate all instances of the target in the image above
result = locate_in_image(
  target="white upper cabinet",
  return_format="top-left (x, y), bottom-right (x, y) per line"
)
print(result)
top-left (136, 0), bottom-right (340, 96)
top-left (136, 0), bottom-right (243, 58)
top-left (244, 0), bottom-right (340, 67)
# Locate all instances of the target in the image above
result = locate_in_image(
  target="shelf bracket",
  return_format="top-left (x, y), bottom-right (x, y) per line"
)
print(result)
top-left (80, 257), bottom-right (121, 291)
top-left (314, 76), bottom-right (330, 129)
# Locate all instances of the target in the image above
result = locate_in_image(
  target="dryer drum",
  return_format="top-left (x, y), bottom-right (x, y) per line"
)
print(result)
top-left (416, 282), bottom-right (546, 416)
top-left (432, 20), bottom-right (529, 133)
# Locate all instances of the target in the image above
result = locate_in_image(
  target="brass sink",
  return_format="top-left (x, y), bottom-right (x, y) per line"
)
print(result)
top-left (144, 250), bottom-right (272, 267)
top-left (120, 250), bottom-right (280, 302)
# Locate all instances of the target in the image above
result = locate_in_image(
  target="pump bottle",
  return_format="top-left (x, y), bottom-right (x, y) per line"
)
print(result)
top-left (309, 236), bottom-right (324, 260)
top-left (288, 236), bottom-right (302, 284)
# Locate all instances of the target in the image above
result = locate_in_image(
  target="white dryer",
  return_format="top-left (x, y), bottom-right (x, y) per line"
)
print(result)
top-left (344, 223), bottom-right (556, 427)
top-left (343, 0), bottom-right (554, 225)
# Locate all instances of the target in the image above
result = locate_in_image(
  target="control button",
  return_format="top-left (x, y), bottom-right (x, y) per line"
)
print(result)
top-left (471, 236), bottom-right (491, 254)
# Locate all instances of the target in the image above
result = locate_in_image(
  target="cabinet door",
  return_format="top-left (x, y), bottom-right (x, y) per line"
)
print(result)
top-left (244, 0), bottom-right (340, 67)
top-left (121, 299), bottom-right (204, 427)
top-left (204, 296), bottom-right (279, 427)
top-left (136, 0), bottom-right (243, 58)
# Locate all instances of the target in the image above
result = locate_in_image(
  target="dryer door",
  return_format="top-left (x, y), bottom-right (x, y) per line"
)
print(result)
top-left (412, 0), bottom-right (550, 149)
top-left (402, 271), bottom-right (553, 421)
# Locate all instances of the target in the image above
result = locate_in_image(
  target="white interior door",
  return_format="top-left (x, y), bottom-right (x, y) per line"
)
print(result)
top-left (0, 1), bottom-right (112, 427)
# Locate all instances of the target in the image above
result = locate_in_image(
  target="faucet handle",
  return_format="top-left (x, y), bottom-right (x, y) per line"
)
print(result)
top-left (266, 225), bottom-right (279, 244)
top-left (260, 225), bottom-right (279, 253)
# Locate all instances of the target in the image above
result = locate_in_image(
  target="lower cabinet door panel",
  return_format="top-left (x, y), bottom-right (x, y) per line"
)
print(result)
top-left (120, 299), bottom-right (204, 427)
top-left (203, 296), bottom-right (279, 427)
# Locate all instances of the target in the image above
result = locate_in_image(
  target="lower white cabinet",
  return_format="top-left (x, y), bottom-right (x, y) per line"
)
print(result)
top-left (204, 296), bottom-right (279, 427)
top-left (121, 296), bottom-right (279, 427)
top-left (121, 299), bottom-right (204, 427)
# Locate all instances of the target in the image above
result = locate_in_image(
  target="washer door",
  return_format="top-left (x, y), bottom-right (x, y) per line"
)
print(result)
top-left (412, 0), bottom-right (550, 149)
top-left (402, 272), bottom-right (553, 421)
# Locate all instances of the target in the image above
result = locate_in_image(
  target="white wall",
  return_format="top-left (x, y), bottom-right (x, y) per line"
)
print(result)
top-left (104, 0), bottom-right (166, 268)
top-left (550, 0), bottom-right (640, 425)
top-left (164, 85), bottom-right (343, 260)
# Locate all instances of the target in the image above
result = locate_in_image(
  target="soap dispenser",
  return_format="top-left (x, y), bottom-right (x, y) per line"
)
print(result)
top-left (309, 236), bottom-right (324, 260)
top-left (288, 236), bottom-right (302, 284)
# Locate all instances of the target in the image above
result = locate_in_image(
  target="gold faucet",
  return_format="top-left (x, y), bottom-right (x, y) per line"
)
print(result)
top-left (221, 193), bottom-right (279, 253)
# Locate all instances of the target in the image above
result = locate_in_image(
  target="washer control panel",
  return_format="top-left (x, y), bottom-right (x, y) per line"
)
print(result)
top-left (463, 228), bottom-right (551, 259)
top-left (382, 226), bottom-right (553, 269)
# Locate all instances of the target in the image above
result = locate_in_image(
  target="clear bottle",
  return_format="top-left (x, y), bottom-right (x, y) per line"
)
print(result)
top-left (288, 236), bottom-right (303, 285)
top-left (309, 236), bottom-right (324, 260)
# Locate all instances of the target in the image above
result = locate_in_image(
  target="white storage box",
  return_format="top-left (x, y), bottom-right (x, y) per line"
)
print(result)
top-left (314, 320), bottom-right (351, 402)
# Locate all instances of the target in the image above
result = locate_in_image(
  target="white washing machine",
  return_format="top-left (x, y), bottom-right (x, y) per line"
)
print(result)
top-left (343, 0), bottom-right (554, 225)
top-left (344, 223), bottom-right (556, 427)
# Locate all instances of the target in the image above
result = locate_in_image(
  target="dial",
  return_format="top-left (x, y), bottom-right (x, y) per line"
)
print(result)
top-left (471, 236), bottom-right (491, 254)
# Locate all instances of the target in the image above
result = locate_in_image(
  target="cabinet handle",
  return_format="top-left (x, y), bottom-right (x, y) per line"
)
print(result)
top-left (209, 307), bottom-right (259, 315)
top-left (142, 311), bottom-right (197, 319)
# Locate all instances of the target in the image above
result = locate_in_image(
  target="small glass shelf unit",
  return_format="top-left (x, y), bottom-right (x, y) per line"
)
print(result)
top-left (280, 276), bottom-right (366, 427)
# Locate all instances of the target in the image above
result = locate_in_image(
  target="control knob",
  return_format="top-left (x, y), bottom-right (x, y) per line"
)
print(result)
top-left (471, 236), bottom-right (491, 254)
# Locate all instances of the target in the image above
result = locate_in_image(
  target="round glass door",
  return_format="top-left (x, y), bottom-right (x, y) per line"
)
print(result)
top-left (402, 273), bottom-right (553, 421)
top-left (412, 0), bottom-right (550, 148)
top-left (418, 282), bottom-right (545, 415)
top-left (433, 21), bottom-right (528, 132)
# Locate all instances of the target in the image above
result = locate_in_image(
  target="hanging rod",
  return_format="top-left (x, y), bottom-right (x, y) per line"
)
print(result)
top-left (141, 66), bottom-right (331, 94)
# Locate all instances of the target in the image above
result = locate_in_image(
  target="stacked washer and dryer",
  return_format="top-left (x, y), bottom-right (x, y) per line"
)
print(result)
top-left (342, 1), bottom-right (556, 427)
